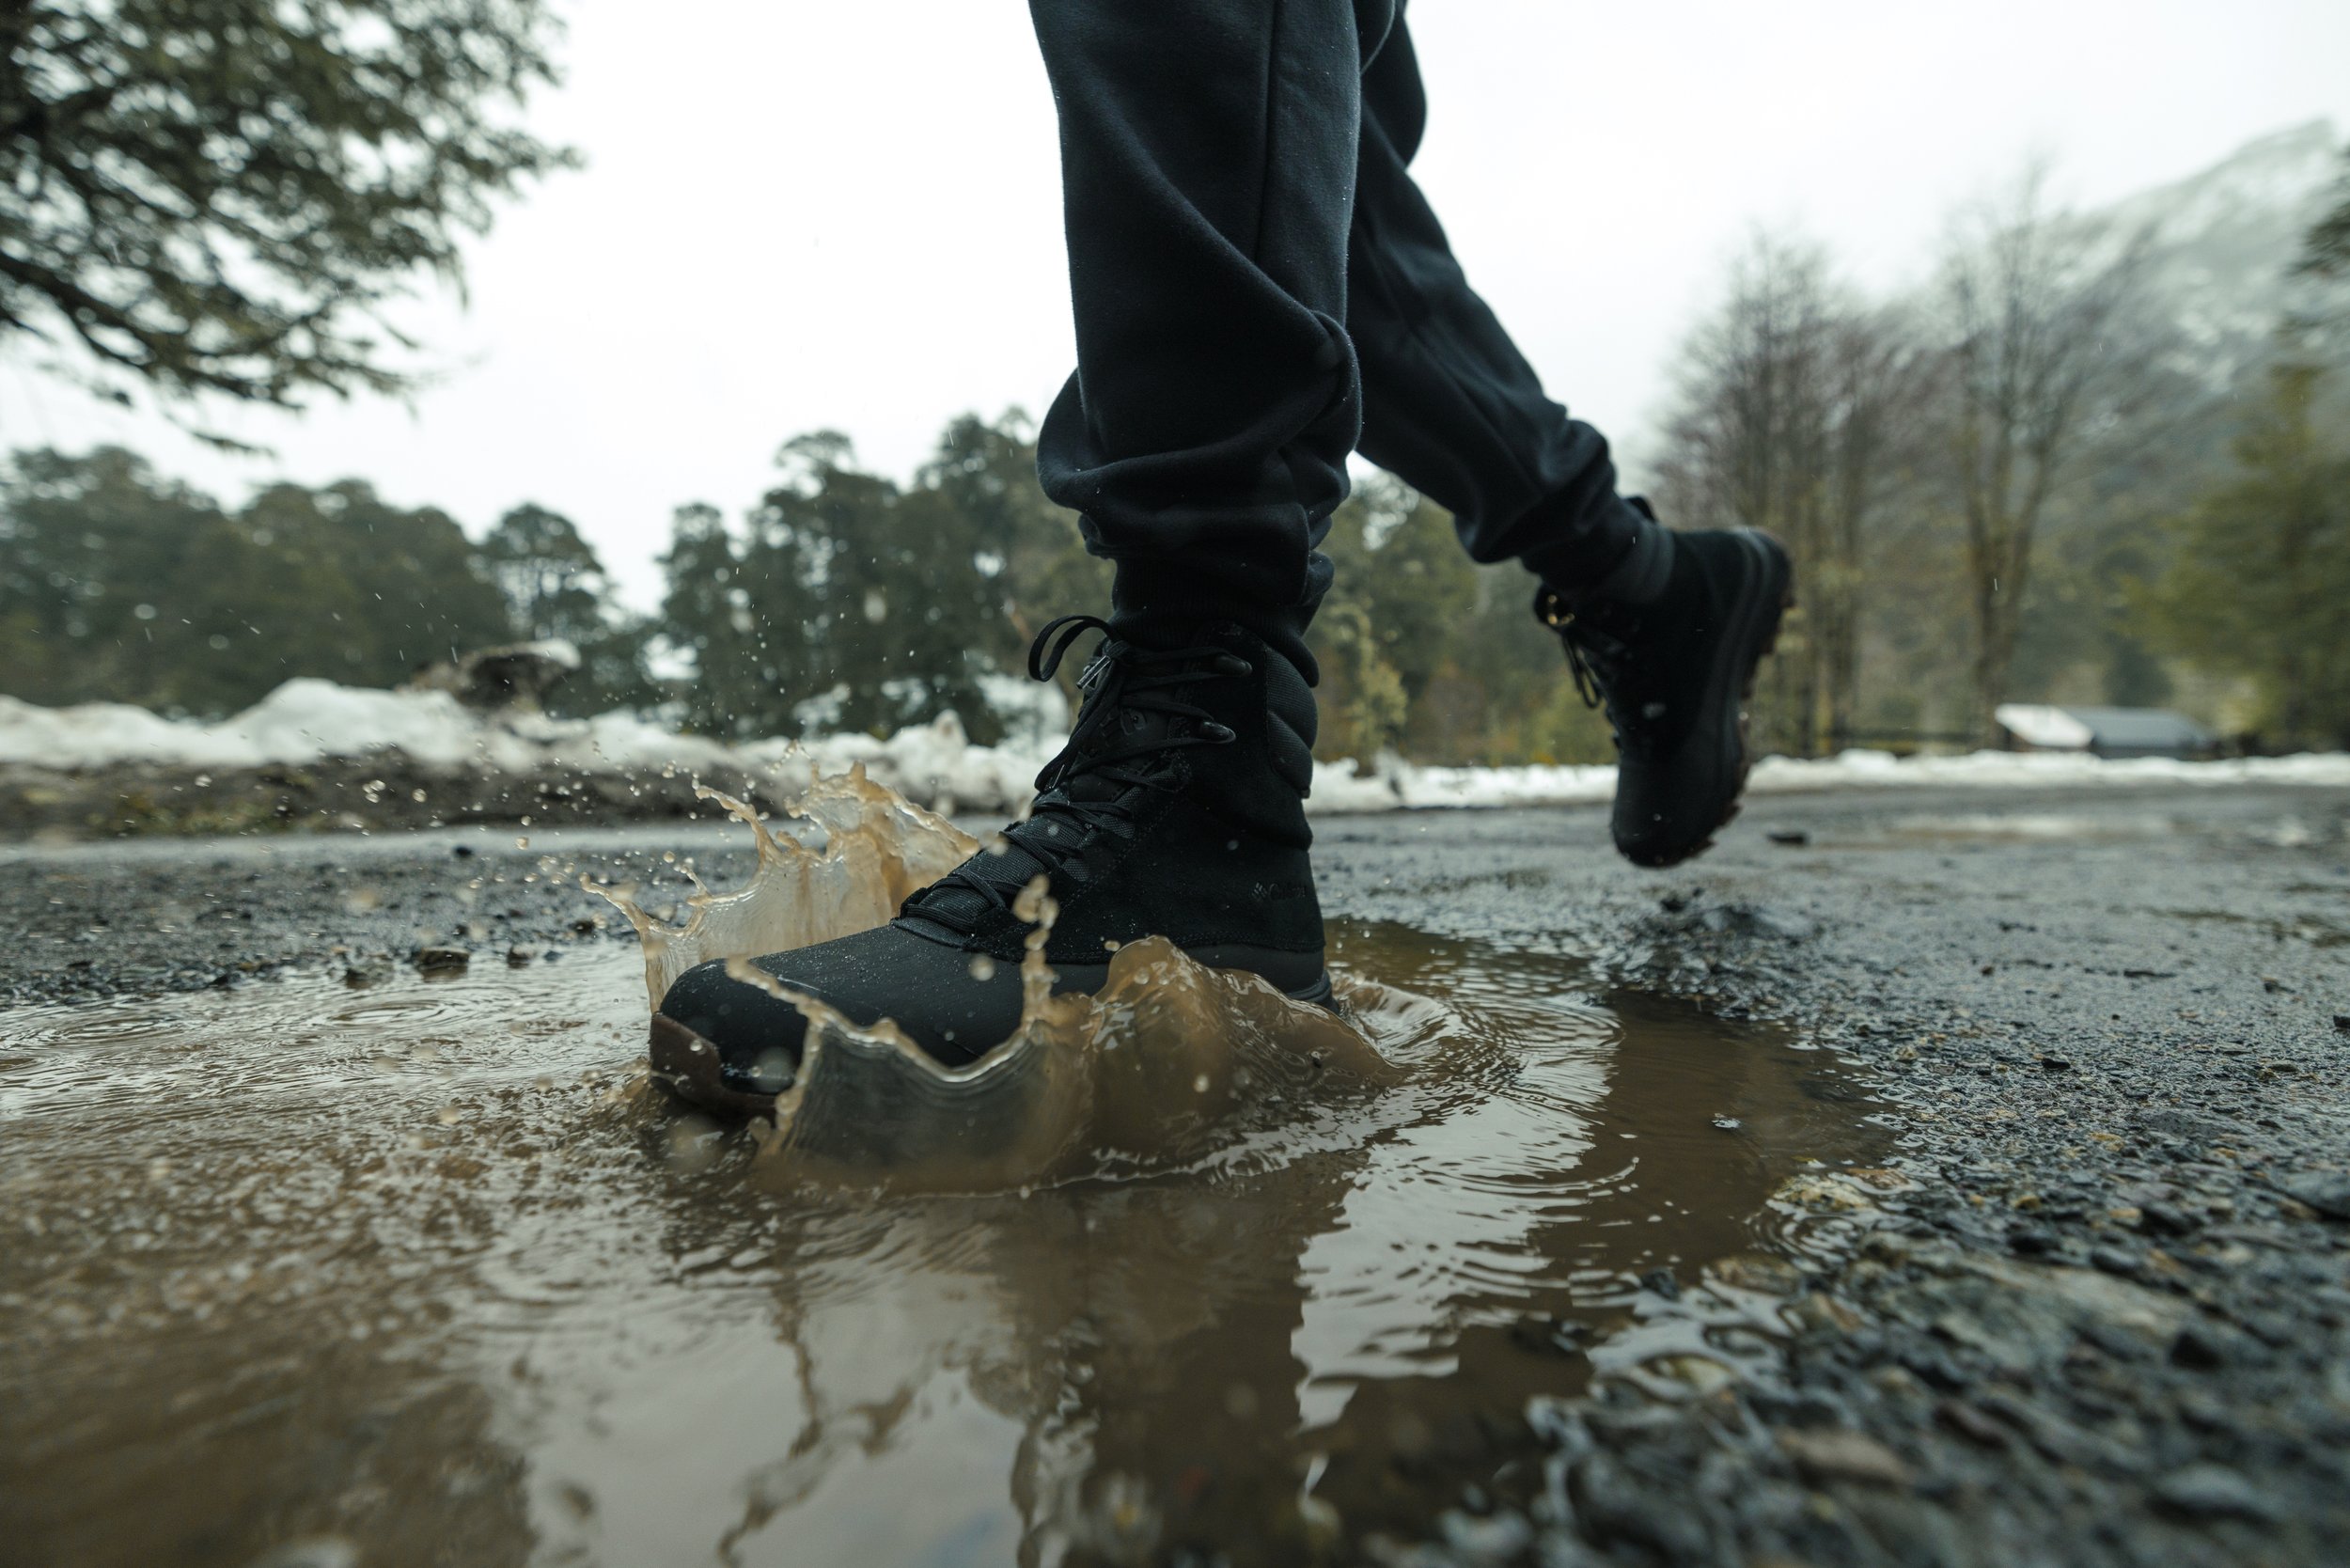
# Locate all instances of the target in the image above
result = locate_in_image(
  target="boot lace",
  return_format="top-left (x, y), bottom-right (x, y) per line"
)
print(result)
top-left (900, 615), bottom-right (1250, 937)
top-left (1535, 586), bottom-right (1646, 752)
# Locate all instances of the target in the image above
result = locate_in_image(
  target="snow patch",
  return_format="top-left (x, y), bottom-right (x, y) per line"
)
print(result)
top-left (4, 682), bottom-right (2347, 815)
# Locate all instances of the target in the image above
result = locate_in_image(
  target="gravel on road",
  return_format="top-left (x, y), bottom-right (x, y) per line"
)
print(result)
top-left (7, 781), bottom-right (2348, 1566)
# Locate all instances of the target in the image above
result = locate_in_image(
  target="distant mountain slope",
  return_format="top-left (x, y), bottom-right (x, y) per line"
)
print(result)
top-left (2093, 119), bottom-right (2344, 383)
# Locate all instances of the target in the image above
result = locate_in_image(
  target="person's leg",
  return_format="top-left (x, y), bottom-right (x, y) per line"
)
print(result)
top-left (1345, 18), bottom-right (1671, 600)
top-left (1027, 0), bottom-right (1399, 674)
top-left (651, 2), bottom-right (1388, 1099)
top-left (1345, 18), bottom-right (1792, 868)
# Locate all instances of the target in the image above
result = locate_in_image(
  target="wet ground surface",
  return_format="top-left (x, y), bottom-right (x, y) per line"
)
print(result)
top-left (5, 781), bottom-right (2350, 1566)
top-left (1, 922), bottom-right (1882, 1568)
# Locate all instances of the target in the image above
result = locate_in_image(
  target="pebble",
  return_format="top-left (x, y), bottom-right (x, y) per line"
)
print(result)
top-left (1778, 1428), bottom-right (1912, 1488)
top-left (413, 946), bottom-right (471, 974)
top-left (2168, 1325), bottom-right (2229, 1370)
top-left (1933, 1399), bottom-right (2009, 1449)
top-left (2151, 1462), bottom-right (2277, 1522)
top-left (2274, 1171), bottom-right (2350, 1222)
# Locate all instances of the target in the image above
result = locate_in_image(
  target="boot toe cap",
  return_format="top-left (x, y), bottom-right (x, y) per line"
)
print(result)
top-left (652, 923), bottom-right (1032, 1111)
top-left (657, 957), bottom-right (813, 1098)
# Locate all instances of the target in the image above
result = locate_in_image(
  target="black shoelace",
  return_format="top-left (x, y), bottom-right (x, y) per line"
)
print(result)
top-left (1536, 586), bottom-right (1645, 750)
top-left (900, 615), bottom-right (1251, 937)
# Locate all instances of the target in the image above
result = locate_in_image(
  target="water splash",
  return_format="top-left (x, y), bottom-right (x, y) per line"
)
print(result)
top-left (735, 930), bottom-right (1400, 1193)
top-left (596, 762), bottom-right (1403, 1190)
top-left (590, 761), bottom-right (976, 1006)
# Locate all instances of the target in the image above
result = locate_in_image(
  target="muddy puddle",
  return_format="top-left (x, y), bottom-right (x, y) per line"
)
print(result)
top-left (3, 816), bottom-right (1889, 1568)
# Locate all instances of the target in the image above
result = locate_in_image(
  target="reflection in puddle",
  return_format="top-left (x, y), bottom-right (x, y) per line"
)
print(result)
top-left (1, 923), bottom-right (1885, 1567)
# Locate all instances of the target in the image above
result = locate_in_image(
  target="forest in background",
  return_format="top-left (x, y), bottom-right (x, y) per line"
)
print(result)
top-left (10, 143), bottom-right (2350, 766)
top-left (4, 2), bottom-right (2347, 764)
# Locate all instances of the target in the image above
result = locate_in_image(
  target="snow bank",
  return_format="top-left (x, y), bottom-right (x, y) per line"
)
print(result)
top-left (5, 681), bottom-right (2348, 814)
top-left (0, 680), bottom-right (1069, 812)
top-left (1322, 745), bottom-right (2350, 810)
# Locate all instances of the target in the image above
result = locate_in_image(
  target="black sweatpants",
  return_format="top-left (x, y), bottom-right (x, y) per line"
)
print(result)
top-left (1027, 0), bottom-right (1649, 673)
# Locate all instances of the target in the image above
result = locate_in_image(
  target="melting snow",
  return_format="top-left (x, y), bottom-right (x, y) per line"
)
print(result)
top-left (2, 680), bottom-right (2346, 816)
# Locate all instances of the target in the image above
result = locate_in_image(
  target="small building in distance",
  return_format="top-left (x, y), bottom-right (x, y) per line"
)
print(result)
top-left (1994, 704), bottom-right (2220, 760)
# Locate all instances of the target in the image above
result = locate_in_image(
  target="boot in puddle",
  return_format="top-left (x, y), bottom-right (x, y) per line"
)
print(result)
top-left (651, 614), bottom-right (1329, 1114)
top-left (1537, 508), bottom-right (1794, 869)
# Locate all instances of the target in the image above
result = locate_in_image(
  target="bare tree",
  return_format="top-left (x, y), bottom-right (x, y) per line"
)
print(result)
top-left (1934, 167), bottom-right (2160, 741)
top-left (1655, 233), bottom-right (1921, 754)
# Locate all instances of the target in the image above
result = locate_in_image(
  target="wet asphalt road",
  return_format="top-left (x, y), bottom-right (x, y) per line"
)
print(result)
top-left (7, 781), bottom-right (2350, 1566)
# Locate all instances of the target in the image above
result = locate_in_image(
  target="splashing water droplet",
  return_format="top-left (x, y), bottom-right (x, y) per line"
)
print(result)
top-left (968, 954), bottom-right (997, 981)
top-left (1011, 873), bottom-right (1055, 926)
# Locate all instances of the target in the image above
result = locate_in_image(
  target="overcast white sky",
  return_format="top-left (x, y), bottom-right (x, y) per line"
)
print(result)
top-left (5, 0), bottom-right (2345, 609)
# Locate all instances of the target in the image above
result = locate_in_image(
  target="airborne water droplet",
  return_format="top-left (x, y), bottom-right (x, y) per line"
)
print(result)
top-left (967, 954), bottom-right (996, 981)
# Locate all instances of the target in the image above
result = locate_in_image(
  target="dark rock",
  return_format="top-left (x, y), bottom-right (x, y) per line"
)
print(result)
top-left (2169, 1325), bottom-right (2230, 1370)
top-left (1934, 1399), bottom-right (2009, 1449)
top-left (1747, 1388), bottom-right (1850, 1430)
top-left (341, 956), bottom-right (392, 988)
top-left (1569, 1450), bottom-right (1714, 1561)
top-left (1895, 1344), bottom-right (1970, 1391)
top-left (2274, 1171), bottom-right (2350, 1221)
top-left (2008, 1224), bottom-right (2059, 1256)
top-left (1638, 1268), bottom-right (1681, 1301)
top-left (413, 945), bottom-right (471, 974)
top-left (1766, 829), bottom-right (1810, 846)
top-left (2134, 1107), bottom-right (2243, 1143)
top-left (1508, 1315), bottom-right (1590, 1358)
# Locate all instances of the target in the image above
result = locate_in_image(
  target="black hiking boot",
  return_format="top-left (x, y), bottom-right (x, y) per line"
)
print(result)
top-left (651, 614), bottom-right (1329, 1114)
top-left (1537, 520), bottom-right (1793, 869)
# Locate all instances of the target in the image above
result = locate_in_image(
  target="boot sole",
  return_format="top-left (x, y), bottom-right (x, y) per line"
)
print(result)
top-left (649, 965), bottom-right (1340, 1119)
top-left (1623, 529), bottom-right (1794, 870)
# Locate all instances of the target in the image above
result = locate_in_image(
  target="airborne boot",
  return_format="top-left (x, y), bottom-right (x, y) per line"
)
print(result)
top-left (1538, 509), bottom-right (1794, 869)
top-left (652, 614), bottom-right (1328, 1113)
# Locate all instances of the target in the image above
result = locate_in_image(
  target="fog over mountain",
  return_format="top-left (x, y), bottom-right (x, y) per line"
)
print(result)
top-left (2094, 118), bottom-right (2343, 385)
